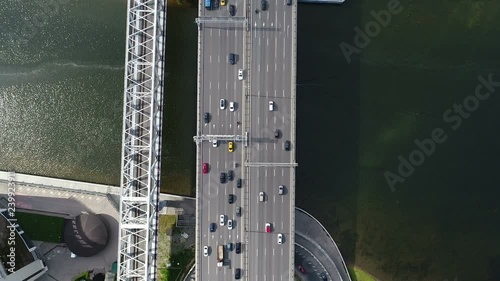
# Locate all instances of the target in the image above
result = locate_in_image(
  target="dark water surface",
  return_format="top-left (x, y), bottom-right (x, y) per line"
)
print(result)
top-left (1, 0), bottom-right (500, 280)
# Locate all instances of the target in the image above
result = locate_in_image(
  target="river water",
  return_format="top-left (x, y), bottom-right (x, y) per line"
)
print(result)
top-left (1, 0), bottom-right (499, 280)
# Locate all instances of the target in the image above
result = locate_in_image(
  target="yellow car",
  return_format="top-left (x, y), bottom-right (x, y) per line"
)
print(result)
top-left (221, 0), bottom-right (226, 6)
top-left (228, 141), bottom-right (234, 153)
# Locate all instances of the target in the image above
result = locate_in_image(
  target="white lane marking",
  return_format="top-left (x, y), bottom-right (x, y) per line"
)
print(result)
top-left (281, 248), bottom-right (283, 256)
top-left (283, 63), bottom-right (285, 71)
top-left (274, 116), bottom-right (276, 123)
top-left (265, 170), bottom-right (267, 177)
top-left (218, 81), bottom-right (220, 90)
top-left (267, 64), bottom-right (268, 72)
top-left (219, 29), bottom-right (221, 36)
top-left (275, 37), bottom-right (278, 57)
top-left (266, 90), bottom-right (269, 98)
top-left (273, 248), bottom-right (275, 256)
top-left (210, 55), bottom-right (212, 63)
top-left (259, 37), bottom-right (261, 45)
top-left (275, 63), bottom-right (277, 71)
top-left (273, 196), bottom-right (275, 203)
top-left (266, 116), bottom-right (268, 124)
top-left (282, 170), bottom-right (284, 176)
top-left (257, 143), bottom-right (260, 150)
top-left (210, 29), bottom-right (212, 36)
top-left (282, 116), bottom-right (285, 123)
top-left (256, 248), bottom-right (259, 256)
top-left (274, 143), bottom-right (276, 150)
top-left (273, 169), bottom-right (276, 176)
top-left (209, 81), bottom-right (212, 89)
top-left (258, 117), bottom-right (260, 124)
top-left (267, 38), bottom-right (269, 46)
top-left (217, 161), bottom-right (219, 168)
top-left (227, 29), bottom-right (229, 36)
top-left (274, 89), bottom-right (277, 97)
top-left (226, 81), bottom-right (228, 90)
top-left (259, 64), bottom-right (260, 72)
top-left (266, 143), bottom-right (268, 150)
top-left (281, 221), bottom-right (284, 229)
top-left (264, 248), bottom-right (267, 255)
top-left (283, 37), bottom-right (285, 58)
top-left (283, 89), bottom-right (285, 97)
top-left (257, 169), bottom-right (259, 177)
top-left (218, 55), bottom-right (220, 63)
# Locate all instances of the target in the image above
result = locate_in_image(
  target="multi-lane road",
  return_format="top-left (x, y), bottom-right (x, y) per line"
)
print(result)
top-left (195, 0), bottom-right (296, 279)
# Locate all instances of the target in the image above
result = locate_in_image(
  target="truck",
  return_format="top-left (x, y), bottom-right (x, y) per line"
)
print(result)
top-left (217, 245), bottom-right (224, 267)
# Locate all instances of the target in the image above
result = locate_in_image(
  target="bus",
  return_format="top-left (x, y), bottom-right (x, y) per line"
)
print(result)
top-left (205, 0), bottom-right (211, 9)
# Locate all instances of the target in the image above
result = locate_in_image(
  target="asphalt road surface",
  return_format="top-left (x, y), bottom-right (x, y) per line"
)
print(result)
top-left (196, 0), bottom-right (296, 279)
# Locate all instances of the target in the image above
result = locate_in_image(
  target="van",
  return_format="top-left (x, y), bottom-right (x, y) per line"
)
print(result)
top-left (259, 191), bottom-right (265, 202)
top-left (269, 101), bottom-right (274, 111)
top-left (229, 53), bottom-right (235, 65)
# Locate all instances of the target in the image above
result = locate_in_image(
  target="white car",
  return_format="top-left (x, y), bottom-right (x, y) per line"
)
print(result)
top-left (238, 69), bottom-right (244, 80)
top-left (278, 185), bottom-right (284, 195)
top-left (259, 191), bottom-right (265, 202)
top-left (220, 214), bottom-right (225, 226)
top-left (229, 102), bottom-right (235, 112)
top-left (220, 99), bottom-right (226, 110)
top-left (203, 246), bottom-right (209, 256)
top-left (228, 219), bottom-right (233, 230)
top-left (269, 101), bottom-right (274, 111)
top-left (277, 233), bottom-right (283, 244)
top-left (212, 140), bottom-right (219, 147)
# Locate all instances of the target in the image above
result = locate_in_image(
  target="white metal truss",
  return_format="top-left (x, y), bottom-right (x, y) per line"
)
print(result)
top-left (117, 0), bottom-right (167, 280)
top-left (195, 16), bottom-right (246, 25)
top-left (193, 134), bottom-right (247, 144)
top-left (245, 162), bottom-right (298, 167)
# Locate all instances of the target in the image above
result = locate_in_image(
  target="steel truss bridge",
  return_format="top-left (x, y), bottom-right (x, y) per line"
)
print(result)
top-left (116, 0), bottom-right (167, 280)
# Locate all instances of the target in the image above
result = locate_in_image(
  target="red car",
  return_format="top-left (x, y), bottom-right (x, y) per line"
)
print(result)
top-left (298, 265), bottom-right (306, 274)
top-left (202, 163), bottom-right (209, 174)
top-left (265, 223), bottom-right (271, 233)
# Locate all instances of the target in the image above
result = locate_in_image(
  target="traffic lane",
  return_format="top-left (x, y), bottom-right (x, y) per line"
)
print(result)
top-left (295, 242), bottom-right (336, 281)
top-left (246, 167), bottom-right (288, 281)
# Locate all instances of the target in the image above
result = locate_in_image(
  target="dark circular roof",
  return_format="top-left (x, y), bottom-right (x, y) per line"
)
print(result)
top-left (63, 213), bottom-right (108, 257)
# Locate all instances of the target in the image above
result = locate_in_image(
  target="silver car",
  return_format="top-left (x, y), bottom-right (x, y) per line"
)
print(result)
top-left (220, 99), bottom-right (226, 110)
top-left (228, 219), bottom-right (233, 230)
top-left (278, 185), bottom-right (284, 195)
top-left (259, 191), bottom-right (265, 202)
top-left (220, 214), bottom-right (225, 226)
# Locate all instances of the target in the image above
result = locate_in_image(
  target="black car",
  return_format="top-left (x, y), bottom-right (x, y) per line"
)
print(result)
top-left (260, 0), bottom-right (267, 10)
top-left (274, 129), bottom-right (280, 138)
top-left (204, 112), bottom-right (210, 123)
top-left (236, 178), bottom-right (242, 188)
top-left (284, 140), bottom-right (291, 151)
top-left (220, 172), bottom-right (226, 183)
top-left (235, 242), bottom-right (241, 254)
top-left (235, 268), bottom-right (241, 279)
top-left (228, 194), bottom-right (235, 204)
top-left (227, 170), bottom-right (234, 181)
top-left (226, 243), bottom-right (233, 251)
top-left (229, 5), bottom-right (236, 16)
top-left (209, 223), bottom-right (216, 232)
top-left (229, 53), bottom-right (236, 65)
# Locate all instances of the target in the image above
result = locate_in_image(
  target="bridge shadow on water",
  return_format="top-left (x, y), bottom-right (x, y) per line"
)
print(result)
top-left (295, 0), bottom-right (361, 269)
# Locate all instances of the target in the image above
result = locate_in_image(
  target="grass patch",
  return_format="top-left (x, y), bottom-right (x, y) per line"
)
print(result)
top-left (159, 215), bottom-right (177, 234)
top-left (15, 212), bottom-right (64, 243)
top-left (349, 266), bottom-right (379, 281)
top-left (158, 247), bottom-right (194, 281)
